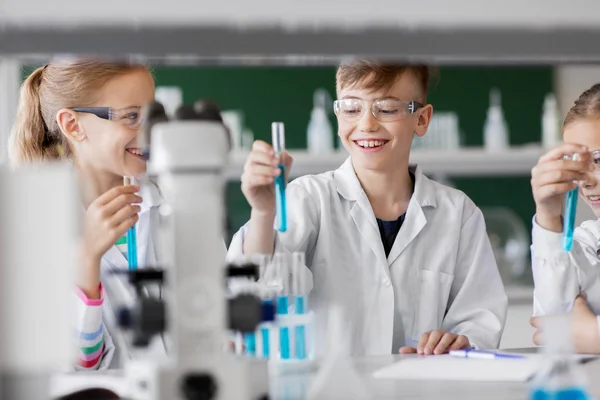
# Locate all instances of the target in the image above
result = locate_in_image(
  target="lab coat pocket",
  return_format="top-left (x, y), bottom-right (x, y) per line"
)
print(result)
top-left (412, 269), bottom-right (454, 341)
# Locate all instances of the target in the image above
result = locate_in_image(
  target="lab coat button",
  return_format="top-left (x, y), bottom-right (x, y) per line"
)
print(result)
top-left (383, 279), bottom-right (391, 287)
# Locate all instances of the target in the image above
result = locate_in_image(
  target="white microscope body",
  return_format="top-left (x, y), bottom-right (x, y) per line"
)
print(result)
top-left (125, 110), bottom-right (267, 400)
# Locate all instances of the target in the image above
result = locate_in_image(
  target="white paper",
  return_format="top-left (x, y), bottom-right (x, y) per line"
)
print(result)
top-left (372, 355), bottom-right (540, 382)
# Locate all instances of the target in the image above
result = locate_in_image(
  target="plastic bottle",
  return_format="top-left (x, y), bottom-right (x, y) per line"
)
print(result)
top-left (307, 89), bottom-right (334, 154)
top-left (542, 93), bottom-right (561, 148)
top-left (529, 315), bottom-right (592, 400)
top-left (154, 86), bottom-right (183, 118)
top-left (484, 88), bottom-right (509, 151)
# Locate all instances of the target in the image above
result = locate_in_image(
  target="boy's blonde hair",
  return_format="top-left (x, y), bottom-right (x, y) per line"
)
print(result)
top-left (9, 59), bottom-right (149, 165)
top-left (336, 60), bottom-right (434, 102)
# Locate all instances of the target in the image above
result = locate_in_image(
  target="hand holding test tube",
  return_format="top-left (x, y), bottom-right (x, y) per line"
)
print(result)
top-left (562, 153), bottom-right (581, 252)
top-left (272, 122), bottom-right (287, 232)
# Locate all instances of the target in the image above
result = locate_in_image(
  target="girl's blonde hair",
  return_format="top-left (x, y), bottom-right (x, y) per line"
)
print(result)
top-left (9, 59), bottom-right (149, 165)
top-left (564, 83), bottom-right (600, 129)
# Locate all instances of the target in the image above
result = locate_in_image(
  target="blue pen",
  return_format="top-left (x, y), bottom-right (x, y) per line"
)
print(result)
top-left (124, 176), bottom-right (138, 270)
top-left (272, 122), bottom-right (287, 232)
top-left (563, 187), bottom-right (578, 252)
top-left (450, 349), bottom-right (525, 360)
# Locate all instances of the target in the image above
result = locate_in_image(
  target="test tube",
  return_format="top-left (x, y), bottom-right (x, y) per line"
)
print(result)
top-left (123, 176), bottom-right (138, 269)
top-left (273, 253), bottom-right (291, 359)
top-left (563, 153), bottom-right (581, 252)
top-left (255, 254), bottom-right (274, 359)
top-left (292, 252), bottom-right (307, 360)
top-left (243, 331), bottom-right (257, 356)
top-left (272, 122), bottom-right (287, 232)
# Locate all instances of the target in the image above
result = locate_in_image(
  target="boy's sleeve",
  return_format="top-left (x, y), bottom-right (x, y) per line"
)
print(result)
top-left (226, 182), bottom-right (319, 294)
top-left (73, 283), bottom-right (115, 370)
top-left (531, 218), bottom-right (600, 316)
top-left (440, 206), bottom-right (508, 350)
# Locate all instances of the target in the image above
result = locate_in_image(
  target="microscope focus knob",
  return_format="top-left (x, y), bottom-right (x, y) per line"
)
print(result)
top-left (180, 373), bottom-right (218, 400)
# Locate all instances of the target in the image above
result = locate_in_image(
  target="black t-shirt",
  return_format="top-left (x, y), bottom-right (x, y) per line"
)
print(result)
top-left (375, 172), bottom-right (415, 257)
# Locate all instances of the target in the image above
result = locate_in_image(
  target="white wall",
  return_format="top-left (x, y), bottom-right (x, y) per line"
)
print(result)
top-left (0, 59), bottom-right (20, 165)
top-left (0, 0), bottom-right (599, 28)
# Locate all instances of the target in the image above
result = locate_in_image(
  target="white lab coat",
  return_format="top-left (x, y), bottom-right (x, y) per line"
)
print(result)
top-left (227, 159), bottom-right (507, 355)
top-left (531, 217), bottom-right (600, 316)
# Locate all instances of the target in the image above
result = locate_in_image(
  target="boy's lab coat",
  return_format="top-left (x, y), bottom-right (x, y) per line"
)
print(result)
top-left (227, 159), bottom-right (507, 355)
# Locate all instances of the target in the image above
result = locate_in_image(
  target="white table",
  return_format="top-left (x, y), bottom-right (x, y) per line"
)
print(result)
top-left (51, 349), bottom-right (600, 400)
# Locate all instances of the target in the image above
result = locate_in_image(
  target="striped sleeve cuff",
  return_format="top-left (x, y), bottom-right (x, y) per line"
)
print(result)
top-left (74, 283), bottom-right (105, 306)
top-left (77, 336), bottom-right (105, 369)
top-left (75, 322), bottom-right (105, 369)
top-left (73, 283), bottom-right (106, 369)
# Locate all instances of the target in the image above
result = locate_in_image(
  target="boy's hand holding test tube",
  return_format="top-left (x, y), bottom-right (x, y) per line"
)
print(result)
top-left (531, 143), bottom-right (596, 242)
top-left (240, 124), bottom-right (293, 239)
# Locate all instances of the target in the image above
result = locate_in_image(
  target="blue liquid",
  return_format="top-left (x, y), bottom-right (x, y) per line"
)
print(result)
top-left (294, 296), bottom-right (305, 314)
top-left (294, 325), bottom-right (306, 360)
top-left (260, 299), bottom-right (273, 358)
top-left (530, 387), bottom-right (591, 400)
top-left (293, 296), bottom-right (306, 359)
top-left (280, 326), bottom-right (291, 359)
top-left (277, 296), bottom-right (289, 315)
top-left (127, 226), bottom-right (138, 270)
top-left (563, 188), bottom-right (578, 252)
top-left (260, 327), bottom-right (270, 358)
top-left (244, 332), bottom-right (256, 356)
top-left (274, 164), bottom-right (287, 232)
top-left (277, 296), bottom-right (290, 359)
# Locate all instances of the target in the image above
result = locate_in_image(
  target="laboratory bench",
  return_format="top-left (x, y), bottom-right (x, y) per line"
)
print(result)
top-left (50, 349), bottom-right (600, 400)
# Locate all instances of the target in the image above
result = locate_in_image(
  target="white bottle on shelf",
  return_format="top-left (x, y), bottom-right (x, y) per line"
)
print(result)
top-left (542, 93), bottom-right (561, 148)
top-left (483, 88), bottom-right (509, 151)
top-left (307, 89), bottom-right (334, 154)
top-left (154, 86), bottom-right (183, 118)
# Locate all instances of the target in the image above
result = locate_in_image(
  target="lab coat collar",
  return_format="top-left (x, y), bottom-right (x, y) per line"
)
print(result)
top-left (139, 179), bottom-right (163, 212)
top-left (335, 157), bottom-right (437, 270)
top-left (334, 157), bottom-right (438, 210)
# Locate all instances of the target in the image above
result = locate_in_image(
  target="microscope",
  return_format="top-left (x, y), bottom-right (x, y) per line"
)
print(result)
top-left (120, 100), bottom-right (270, 400)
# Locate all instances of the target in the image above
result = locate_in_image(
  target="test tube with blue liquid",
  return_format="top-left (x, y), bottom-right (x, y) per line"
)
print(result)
top-left (273, 253), bottom-right (291, 359)
top-left (563, 153), bottom-right (581, 252)
top-left (242, 254), bottom-right (272, 358)
top-left (123, 176), bottom-right (138, 270)
top-left (256, 254), bottom-right (275, 359)
top-left (272, 122), bottom-right (287, 232)
top-left (292, 252), bottom-right (308, 360)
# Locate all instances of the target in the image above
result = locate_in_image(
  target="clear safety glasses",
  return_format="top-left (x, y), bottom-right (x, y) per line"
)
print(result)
top-left (333, 98), bottom-right (424, 123)
top-left (71, 106), bottom-right (143, 130)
